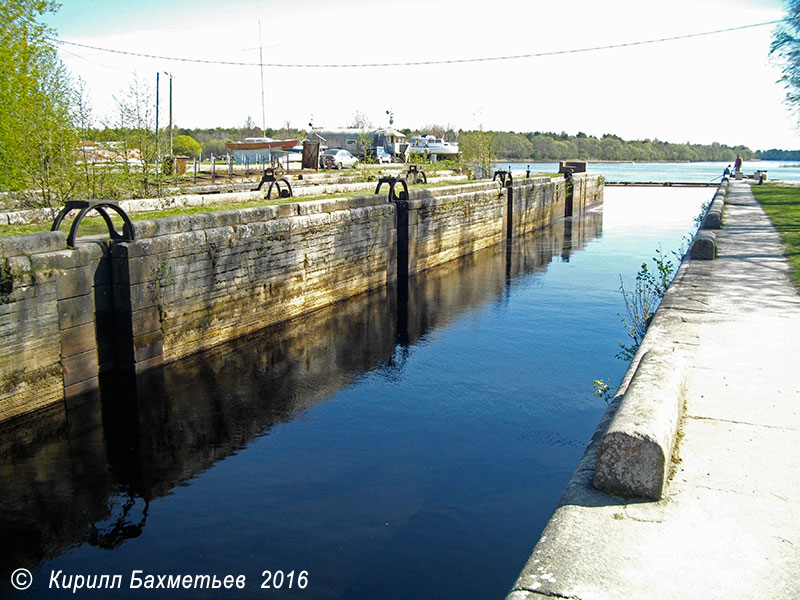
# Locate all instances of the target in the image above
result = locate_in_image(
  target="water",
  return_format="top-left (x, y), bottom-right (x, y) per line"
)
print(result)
top-left (495, 159), bottom-right (800, 183)
top-left (0, 187), bottom-right (710, 599)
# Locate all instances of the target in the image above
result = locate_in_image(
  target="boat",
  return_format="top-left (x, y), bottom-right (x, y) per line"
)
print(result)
top-left (225, 137), bottom-right (300, 163)
top-left (408, 134), bottom-right (459, 159)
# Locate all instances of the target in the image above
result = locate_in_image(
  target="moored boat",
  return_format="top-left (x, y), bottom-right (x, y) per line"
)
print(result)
top-left (408, 134), bottom-right (459, 159)
top-left (225, 137), bottom-right (300, 162)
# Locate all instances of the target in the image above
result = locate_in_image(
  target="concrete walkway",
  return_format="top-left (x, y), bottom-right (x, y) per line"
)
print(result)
top-left (507, 180), bottom-right (800, 600)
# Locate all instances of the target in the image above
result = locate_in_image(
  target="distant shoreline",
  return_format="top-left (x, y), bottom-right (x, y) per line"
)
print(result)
top-left (493, 159), bottom-right (773, 164)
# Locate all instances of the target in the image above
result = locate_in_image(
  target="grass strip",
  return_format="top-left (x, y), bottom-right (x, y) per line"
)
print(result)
top-left (751, 183), bottom-right (800, 290)
top-left (0, 174), bottom-right (561, 239)
top-left (0, 179), bottom-right (474, 239)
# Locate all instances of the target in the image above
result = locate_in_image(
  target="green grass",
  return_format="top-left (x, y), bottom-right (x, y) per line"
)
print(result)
top-left (0, 177), bottom-right (482, 239)
top-left (0, 195), bottom-right (301, 239)
top-left (752, 183), bottom-right (800, 290)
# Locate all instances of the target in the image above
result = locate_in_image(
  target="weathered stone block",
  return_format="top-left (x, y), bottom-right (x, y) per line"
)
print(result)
top-left (133, 219), bottom-right (158, 238)
top-left (55, 265), bottom-right (94, 300)
top-left (594, 351), bottom-right (687, 500)
top-left (57, 294), bottom-right (94, 330)
top-left (133, 330), bottom-right (163, 361)
top-left (94, 284), bottom-right (113, 313)
top-left (131, 306), bottom-right (163, 337)
top-left (702, 209), bottom-right (722, 230)
top-left (111, 237), bottom-right (170, 259)
top-left (95, 309), bottom-right (115, 371)
top-left (60, 321), bottom-right (97, 357)
top-left (74, 242), bottom-right (107, 265)
top-left (113, 281), bottom-right (159, 312)
top-left (112, 254), bottom-right (159, 285)
top-left (61, 347), bottom-right (98, 387)
top-left (205, 225), bottom-right (235, 247)
top-left (29, 250), bottom-right (75, 271)
top-left (64, 376), bottom-right (100, 400)
top-left (197, 210), bottom-right (242, 230)
top-left (0, 232), bottom-right (65, 258)
top-left (132, 353), bottom-right (164, 374)
top-left (238, 205), bottom-right (278, 223)
top-left (274, 203), bottom-right (300, 219)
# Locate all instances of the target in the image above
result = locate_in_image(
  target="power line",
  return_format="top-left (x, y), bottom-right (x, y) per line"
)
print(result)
top-left (48, 19), bottom-right (785, 69)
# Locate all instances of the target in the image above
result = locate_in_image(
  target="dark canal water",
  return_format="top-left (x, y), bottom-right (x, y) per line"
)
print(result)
top-left (0, 187), bottom-right (709, 599)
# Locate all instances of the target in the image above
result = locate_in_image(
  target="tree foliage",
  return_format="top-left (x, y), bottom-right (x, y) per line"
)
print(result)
top-left (348, 110), bottom-right (371, 129)
top-left (0, 0), bottom-right (81, 207)
top-left (772, 1), bottom-right (800, 126)
top-left (486, 130), bottom-right (754, 162)
top-left (459, 129), bottom-right (495, 179)
top-left (172, 134), bottom-right (202, 158)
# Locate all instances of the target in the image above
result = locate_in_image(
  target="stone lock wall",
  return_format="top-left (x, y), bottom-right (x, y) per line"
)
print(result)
top-left (0, 233), bottom-right (110, 422)
top-left (1, 174), bottom-right (603, 422)
top-left (396, 181), bottom-right (509, 276)
top-left (112, 195), bottom-right (397, 371)
top-left (509, 173), bottom-right (603, 237)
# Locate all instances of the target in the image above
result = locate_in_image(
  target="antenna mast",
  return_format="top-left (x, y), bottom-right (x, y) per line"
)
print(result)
top-left (258, 18), bottom-right (266, 137)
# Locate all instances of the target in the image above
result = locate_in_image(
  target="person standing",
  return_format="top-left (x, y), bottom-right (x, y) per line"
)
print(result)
top-left (734, 155), bottom-right (743, 173)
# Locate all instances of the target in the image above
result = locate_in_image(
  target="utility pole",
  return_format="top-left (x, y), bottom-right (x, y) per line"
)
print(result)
top-left (164, 72), bottom-right (173, 156)
top-left (155, 72), bottom-right (160, 163)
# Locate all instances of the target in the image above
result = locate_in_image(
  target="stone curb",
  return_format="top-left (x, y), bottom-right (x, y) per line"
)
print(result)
top-left (701, 196), bottom-right (724, 229)
top-left (593, 349), bottom-right (688, 500)
top-left (690, 230), bottom-right (717, 259)
top-left (591, 182), bottom-right (721, 500)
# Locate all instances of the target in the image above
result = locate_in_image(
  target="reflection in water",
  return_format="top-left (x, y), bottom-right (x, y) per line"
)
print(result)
top-left (0, 209), bottom-right (604, 596)
top-left (88, 493), bottom-right (149, 550)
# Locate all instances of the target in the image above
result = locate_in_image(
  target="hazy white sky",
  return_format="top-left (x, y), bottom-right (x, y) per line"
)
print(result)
top-left (44, 0), bottom-right (800, 150)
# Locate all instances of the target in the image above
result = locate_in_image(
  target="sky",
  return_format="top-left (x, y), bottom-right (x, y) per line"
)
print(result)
top-left (42, 0), bottom-right (800, 151)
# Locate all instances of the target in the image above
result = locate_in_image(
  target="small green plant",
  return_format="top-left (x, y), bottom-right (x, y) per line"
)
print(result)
top-left (617, 247), bottom-right (675, 361)
top-left (0, 260), bottom-right (14, 303)
top-left (593, 379), bottom-right (614, 404)
top-left (155, 258), bottom-right (175, 287)
top-left (693, 200), bottom-right (711, 231)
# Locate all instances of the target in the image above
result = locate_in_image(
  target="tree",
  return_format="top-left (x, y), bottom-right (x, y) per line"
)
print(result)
top-left (420, 123), bottom-right (457, 140)
top-left (107, 74), bottom-right (159, 197)
top-left (172, 134), bottom-right (202, 158)
top-left (459, 129), bottom-right (495, 179)
top-left (772, 2), bottom-right (800, 125)
top-left (0, 0), bottom-right (81, 208)
top-left (202, 139), bottom-right (229, 158)
top-left (348, 110), bottom-right (371, 129)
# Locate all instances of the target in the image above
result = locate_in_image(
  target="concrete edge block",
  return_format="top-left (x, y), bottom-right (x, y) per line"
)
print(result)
top-left (701, 210), bottom-right (722, 230)
top-left (690, 230), bottom-right (717, 259)
top-left (701, 195), bottom-right (724, 230)
top-left (593, 350), bottom-right (687, 500)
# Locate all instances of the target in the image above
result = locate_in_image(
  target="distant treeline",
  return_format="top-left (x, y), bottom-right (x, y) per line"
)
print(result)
top-left (167, 126), bottom-right (761, 163)
top-left (755, 148), bottom-right (800, 161)
top-left (485, 131), bottom-right (756, 162)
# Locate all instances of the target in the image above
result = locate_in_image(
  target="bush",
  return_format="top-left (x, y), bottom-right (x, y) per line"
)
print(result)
top-left (172, 134), bottom-right (201, 158)
top-left (202, 139), bottom-right (229, 159)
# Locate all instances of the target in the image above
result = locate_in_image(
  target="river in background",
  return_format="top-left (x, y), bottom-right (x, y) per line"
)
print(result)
top-left (495, 159), bottom-right (800, 183)
top-left (0, 186), bottom-right (711, 599)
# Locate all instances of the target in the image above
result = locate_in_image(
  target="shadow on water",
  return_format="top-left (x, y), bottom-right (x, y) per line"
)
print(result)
top-left (0, 210), bottom-right (603, 596)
